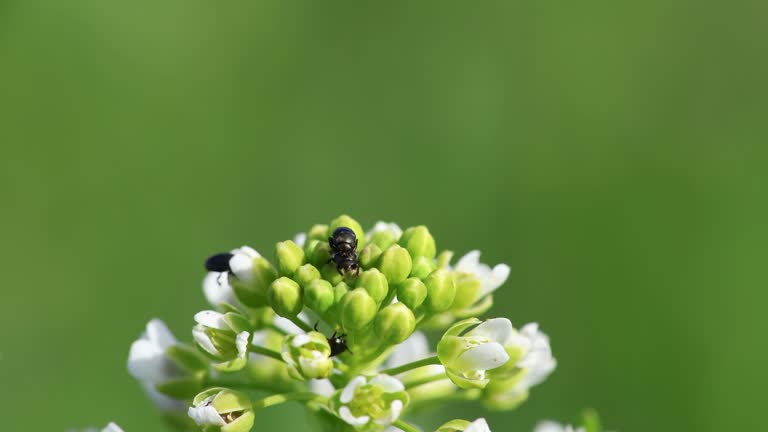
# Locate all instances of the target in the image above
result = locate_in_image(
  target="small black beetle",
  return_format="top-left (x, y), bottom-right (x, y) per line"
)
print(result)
top-left (205, 252), bottom-right (234, 273)
top-left (329, 227), bottom-right (360, 275)
top-left (315, 322), bottom-right (351, 357)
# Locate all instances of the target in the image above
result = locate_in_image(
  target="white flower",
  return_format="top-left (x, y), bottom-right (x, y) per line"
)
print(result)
top-left (454, 250), bottom-right (510, 298)
top-left (512, 323), bottom-right (556, 389)
top-left (533, 421), bottom-right (585, 432)
top-left (281, 331), bottom-right (334, 380)
top-left (188, 394), bottom-right (227, 427)
top-left (465, 418), bottom-right (491, 432)
top-left (366, 221), bottom-right (403, 241)
top-left (437, 318), bottom-right (512, 388)
top-left (335, 375), bottom-right (409, 427)
top-left (127, 319), bottom-right (188, 412)
top-left (202, 246), bottom-right (260, 308)
top-left (69, 423), bottom-right (125, 432)
top-left (192, 310), bottom-right (251, 371)
top-left (102, 423), bottom-right (124, 432)
top-left (293, 232), bottom-right (307, 248)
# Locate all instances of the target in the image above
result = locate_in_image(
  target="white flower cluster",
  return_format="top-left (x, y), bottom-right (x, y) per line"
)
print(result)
top-left (97, 215), bottom-right (605, 432)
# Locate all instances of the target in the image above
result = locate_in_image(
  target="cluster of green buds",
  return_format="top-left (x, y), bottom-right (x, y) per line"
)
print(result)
top-left (122, 215), bottom-right (571, 432)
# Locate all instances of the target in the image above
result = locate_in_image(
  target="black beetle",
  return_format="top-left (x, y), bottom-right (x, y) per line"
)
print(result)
top-left (315, 322), bottom-right (351, 357)
top-left (328, 227), bottom-right (360, 275)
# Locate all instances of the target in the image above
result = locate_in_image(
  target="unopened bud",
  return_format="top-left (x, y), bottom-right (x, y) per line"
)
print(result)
top-left (275, 240), bottom-right (305, 277)
top-left (410, 256), bottom-right (436, 279)
top-left (293, 264), bottom-right (321, 288)
top-left (340, 288), bottom-right (377, 331)
top-left (451, 272), bottom-right (482, 310)
top-left (358, 243), bottom-right (383, 270)
top-left (374, 303), bottom-right (416, 345)
top-left (399, 225), bottom-right (436, 259)
top-left (397, 277), bottom-right (427, 310)
top-left (424, 269), bottom-right (456, 312)
top-left (307, 224), bottom-right (329, 242)
top-left (304, 279), bottom-right (334, 316)
top-left (305, 240), bottom-right (331, 268)
top-left (378, 245), bottom-right (413, 285)
top-left (355, 268), bottom-right (389, 304)
top-left (268, 277), bottom-right (303, 317)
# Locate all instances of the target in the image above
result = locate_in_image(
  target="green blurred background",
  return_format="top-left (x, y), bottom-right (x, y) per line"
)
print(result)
top-left (1, 1), bottom-right (766, 431)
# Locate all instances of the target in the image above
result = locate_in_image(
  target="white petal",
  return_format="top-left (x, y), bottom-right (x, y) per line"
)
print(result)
top-left (374, 399), bottom-right (404, 425)
top-left (194, 311), bottom-right (229, 330)
top-left (228, 253), bottom-right (254, 281)
top-left (533, 421), bottom-right (570, 432)
top-left (466, 318), bottom-right (513, 345)
top-left (291, 334), bottom-right (312, 348)
top-left (455, 343), bottom-right (509, 374)
top-left (273, 315), bottom-right (304, 335)
top-left (293, 232), bottom-right (307, 248)
top-left (145, 319), bottom-right (177, 349)
top-left (340, 376), bottom-right (367, 404)
top-left (101, 422), bottom-right (124, 432)
top-left (193, 326), bottom-right (220, 356)
top-left (386, 331), bottom-right (429, 369)
top-left (339, 406), bottom-right (370, 426)
top-left (142, 382), bottom-right (187, 413)
top-left (188, 403), bottom-right (226, 426)
top-left (366, 221), bottom-right (403, 239)
top-left (310, 379), bottom-right (336, 397)
top-left (370, 374), bottom-right (404, 393)
top-left (465, 418), bottom-right (491, 432)
top-left (232, 245), bottom-right (260, 259)
top-left (482, 263), bottom-right (511, 296)
top-left (455, 250), bottom-right (481, 273)
top-left (236, 331), bottom-right (250, 358)
top-left (202, 272), bottom-right (236, 308)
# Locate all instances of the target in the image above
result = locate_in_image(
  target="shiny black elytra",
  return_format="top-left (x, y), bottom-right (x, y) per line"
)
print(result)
top-left (315, 323), bottom-right (351, 357)
top-left (205, 253), bottom-right (234, 272)
top-left (329, 226), bottom-right (359, 275)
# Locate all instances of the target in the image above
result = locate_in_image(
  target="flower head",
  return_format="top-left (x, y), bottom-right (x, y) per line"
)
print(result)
top-left (332, 374), bottom-right (409, 429)
top-left (188, 388), bottom-right (255, 432)
top-left (192, 311), bottom-right (252, 371)
top-left (281, 331), bottom-right (334, 380)
top-left (437, 318), bottom-right (512, 389)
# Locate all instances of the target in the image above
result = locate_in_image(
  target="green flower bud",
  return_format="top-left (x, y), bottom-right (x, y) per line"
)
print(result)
top-left (320, 262), bottom-right (344, 286)
top-left (275, 240), bottom-right (305, 277)
top-left (268, 277), bottom-right (303, 317)
top-left (281, 331), bottom-right (334, 380)
top-left (294, 264), bottom-right (321, 288)
top-left (451, 272), bottom-right (482, 310)
top-left (307, 224), bottom-right (329, 242)
top-left (374, 303), bottom-right (416, 345)
top-left (410, 256), bottom-right (436, 279)
top-left (424, 269), bottom-right (457, 312)
top-left (304, 279), bottom-right (335, 316)
top-left (340, 288), bottom-right (377, 332)
top-left (232, 257), bottom-right (277, 308)
top-left (358, 243), bottom-right (383, 270)
top-left (189, 388), bottom-right (255, 432)
top-left (396, 277), bottom-right (427, 310)
top-left (329, 214), bottom-right (365, 248)
top-left (368, 230), bottom-right (398, 250)
top-left (437, 318), bottom-right (512, 389)
top-left (354, 268), bottom-right (389, 304)
top-left (378, 245), bottom-right (413, 284)
top-left (305, 240), bottom-right (331, 268)
top-left (399, 225), bottom-right (436, 259)
top-left (436, 250), bottom-right (454, 269)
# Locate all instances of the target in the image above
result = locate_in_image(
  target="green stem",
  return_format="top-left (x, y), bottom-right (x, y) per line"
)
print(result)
top-left (250, 345), bottom-right (285, 363)
top-left (252, 392), bottom-right (327, 410)
top-left (402, 372), bottom-right (447, 389)
top-left (392, 419), bottom-right (421, 432)
top-left (379, 355), bottom-right (440, 376)
top-left (267, 323), bottom-right (288, 335)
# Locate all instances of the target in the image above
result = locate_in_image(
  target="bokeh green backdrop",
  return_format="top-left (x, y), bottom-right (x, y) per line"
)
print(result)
top-left (1, 1), bottom-right (766, 431)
